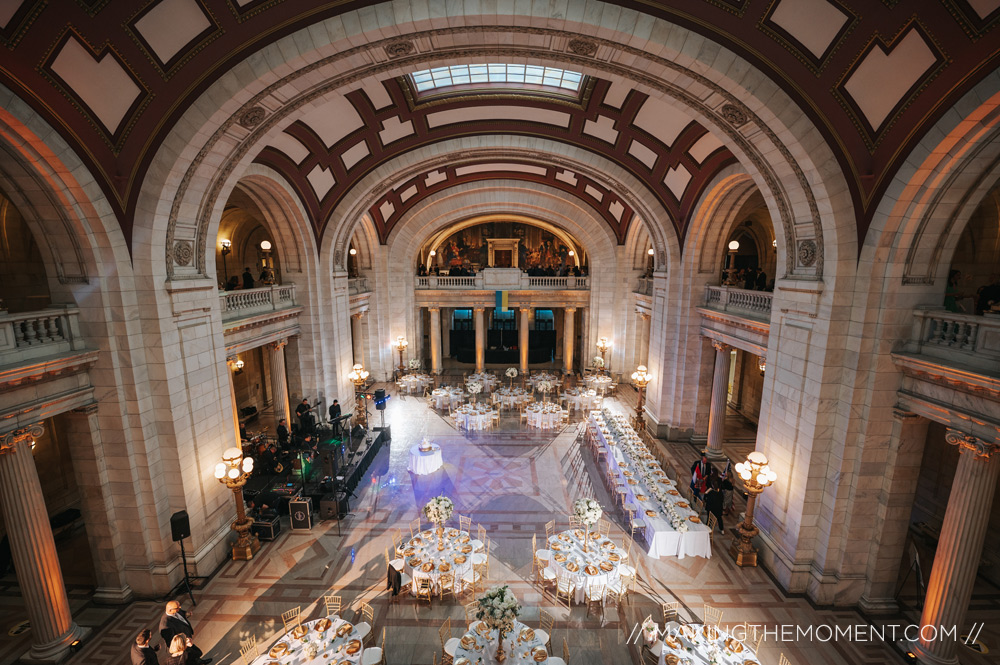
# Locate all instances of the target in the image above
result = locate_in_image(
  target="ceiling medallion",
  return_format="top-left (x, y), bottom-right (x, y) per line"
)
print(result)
top-left (797, 239), bottom-right (817, 267)
top-left (567, 39), bottom-right (597, 56)
top-left (385, 41), bottom-right (415, 58)
top-left (237, 106), bottom-right (266, 129)
top-left (719, 103), bottom-right (749, 127)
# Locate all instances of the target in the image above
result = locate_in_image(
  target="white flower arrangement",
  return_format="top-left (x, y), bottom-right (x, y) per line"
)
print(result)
top-left (593, 356), bottom-right (605, 368)
top-left (505, 367), bottom-right (518, 378)
top-left (475, 585), bottom-right (521, 635)
top-left (467, 381), bottom-right (483, 395)
top-left (536, 380), bottom-right (553, 393)
top-left (642, 616), bottom-right (659, 645)
top-left (423, 495), bottom-right (454, 525)
top-left (408, 358), bottom-right (421, 370)
top-left (573, 498), bottom-right (603, 526)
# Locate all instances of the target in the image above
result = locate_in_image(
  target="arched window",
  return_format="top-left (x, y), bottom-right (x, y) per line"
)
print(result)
top-left (411, 64), bottom-right (583, 94)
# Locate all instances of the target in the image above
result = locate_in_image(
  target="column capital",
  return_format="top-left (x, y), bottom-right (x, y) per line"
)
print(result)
top-left (636, 310), bottom-right (651, 321)
top-left (945, 428), bottom-right (1000, 460)
top-left (565, 306), bottom-right (577, 314)
top-left (427, 306), bottom-right (440, 313)
top-left (268, 338), bottom-right (288, 351)
top-left (711, 339), bottom-right (729, 352)
top-left (0, 423), bottom-right (44, 455)
top-left (351, 310), bottom-right (368, 320)
top-left (473, 306), bottom-right (486, 314)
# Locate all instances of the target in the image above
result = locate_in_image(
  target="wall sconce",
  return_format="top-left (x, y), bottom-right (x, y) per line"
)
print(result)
top-left (758, 356), bottom-right (766, 375)
top-left (772, 239), bottom-right (777, 248)
top-left (349, 248), bottom-right (357, 255)
top-left (230, 358), bottom-right (245, 374)
top-left (647, 248), bottom-right (654, 256)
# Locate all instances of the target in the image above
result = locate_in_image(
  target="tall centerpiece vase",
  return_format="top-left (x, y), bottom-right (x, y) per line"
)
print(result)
top-left (574, 498), bottom-right (603, 553)
top-left (475, 586), bottom-right (520, 665)
top-left (423, 496), bottom-right (455, 553)
top-left (437, 522), bottom-right (445, 551)
top-left (495, 626), bottom-right (507, 663)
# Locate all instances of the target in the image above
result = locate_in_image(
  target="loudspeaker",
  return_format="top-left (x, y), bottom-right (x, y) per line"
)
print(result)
top-left (351, 424), bottom-right (366, 439)
top-left (320, 494), bottom-right (339, 519)
top-left (289, 498), bottom-right (312, 531)
top-left (170, 511), bottom-right (190, 542)
top-left (374, 388), bottom-right (387, 411)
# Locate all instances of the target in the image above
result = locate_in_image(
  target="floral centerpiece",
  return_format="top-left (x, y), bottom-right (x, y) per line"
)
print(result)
top-left (593, 355), bottom-right (605, 368)
top-left (536, 379), bottom-right (553, 402)
top-left (641, 616), bottom-right (659, 646)
top-left (573, 498), bottom-right (603, 551)
top-left (475, 585), bottom-right (521, 663)
top-left (467, 380), bottom-right (483, 405)
top-left (408, 358), bottom-right (421, 371)
top-left (505, 367), bottom-right (518, 388)
top-left (423, 495), bottom-right (455, 550)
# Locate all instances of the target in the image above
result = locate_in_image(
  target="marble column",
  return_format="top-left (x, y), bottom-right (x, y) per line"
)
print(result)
top-left (910, 430), bottom-right (1000, 665)
top-left (474, 307), bottom-right (486, 372)
top-left (706, 340), bottom-right (731, 460)
top-left (0, 424), bottom-right (88, 663)
top-left (519, 306), bottom-right (530, 372)
top-left (266, 338), bottom-right (290, 425)
top-left (226, 355), bottom-right (241, 437)
top-left (351, 311), bottom-right (366, 365)
top-left (636, 310), bottom-right (651, 367)
top-left (441, 308), bottom-right (451, 361)
top-left (429, 307), bottom-right (442, 375)
top-left (563, 307), bottom-right (576, 375)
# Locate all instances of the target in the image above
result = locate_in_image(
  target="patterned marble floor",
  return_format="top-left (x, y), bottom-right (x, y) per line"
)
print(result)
top-left (52, 386), bottom-right (920, 665)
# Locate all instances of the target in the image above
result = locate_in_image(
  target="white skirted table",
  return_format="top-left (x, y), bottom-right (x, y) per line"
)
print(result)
top-left (546, 529), bottom-right (623, 603)
top-left (250, 616), bottom-right (368, 665)
top-left (585, 375), bottom-right (613, 394)
top-left (492, 386), bottom-right (530, 409)
top-left (399, 527), bottom-right (477, 594)
top-left (525, 403), bottom-right (565, 429)
top-left (454, 404), bottom-right (495, 430)
top-left (560, 388), bottom-right (597, 412)
top-left (454, 620), bottom-right (553, 665)
top-left (399, 373), bottom-right (432, 394)
top-left (654, 623), bottom-right (760, 665)
top-left (431, 387), bottom-right (465, 409)
top-left (407, 443), bottom-right (443, 475)
top-left (466, 373), bottom-right (498, 391)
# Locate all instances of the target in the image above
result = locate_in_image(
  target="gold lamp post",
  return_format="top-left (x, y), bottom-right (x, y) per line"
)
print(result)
top-left (723, 239), bottom-right (740, 286)
top-left (395, 336), bottom-right (408, 375)
top-left (214, 447), bottom-right (260, 560)
top-left (729, 451), bottom-right (778, 567)
top-left (348, 363), bottom-right (370, 429)
top-left (630, 365), bottom-right (651, 433)
top-left (596, 337), bottom-right (612, 373)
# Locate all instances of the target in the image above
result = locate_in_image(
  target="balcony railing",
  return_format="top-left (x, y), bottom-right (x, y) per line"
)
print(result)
top-left (415, 274), bottom-right (589, 290)
top-left (219, 284), bottom-right (297, 321)
top-left (348, 277), bottom-right (371, 295)
top-left (635, 277), bottom-right (653, 296)
top-left (703, 285), bottom-right (772, 320)
top-left (908, 309), bottom-right (1000, 366)
top-left (0, 306), bottom-right (87, 365)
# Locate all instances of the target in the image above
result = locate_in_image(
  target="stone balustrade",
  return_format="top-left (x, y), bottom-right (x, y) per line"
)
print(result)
top-left (348, 277), bottom-right (370, 295)
top-left (0, 306), bottom-right (88, 366)
top-left (703, 285), bottom-right (772, 321)
top-left (415, 272), bottom-right (588, 290)
top-left (909, 309), bottom-right (1000, 369)
top-left (219, 284), bottom-right (297, 321)
top-left (635, 277), bottom-right (653, 296)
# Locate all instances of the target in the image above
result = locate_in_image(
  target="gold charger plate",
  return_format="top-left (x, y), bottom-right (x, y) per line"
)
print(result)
top-left (411, 538), bottom-right (423, 546)
top-left (476, 622), bottom-right (491, 636)
top-left (460, 635), bottom-right (476, 648)
top-left (665, 655), bottom-right (680, 665)
top-left (677, 502), bottom-right (689, 509)
top-left (346, 639), bottom-right (362, 655)
top-left (688, 515), bottom-right (700, 523)
top-left (314, 617), bottom-right (332, 632)
top-left (455, 659), bottom-right (472, 665)
top-left (600, 561), bottom-right (613, 571)
top-left (439, 562), bottom-right (451, 572)
top-left (608, 552), bottom-right (621, 562)
top-left (627, 479), bottom-right (638, 485)
top-left (585, 565), bottom-right (598, 575)
top-left (454, 555), bottom-right (467, 564)
top-left (461, 544), bottom-right (473, 553)
top-left (532, 647), bottom-right (548, 662)
top-left (421, 562), bottom-right (435, 572)
top-left (460, 535), bottom-right (470, 543)
top-left (408, 557), bottom-right (422, 566)
top-left (449, 529), bottom-right (460, 537)
top-left (664, 636), bottom-right (680, 649)
top-left (550, 543), bottom-right (561, 551)
top-left (403, 548), bottom-right (416, 556)
top-left (636, 494), bottom-right (648, 501)
top-left (702, 626), bottom-right (719, 641)
top-left (291, 624), bottom-right (309, 639)
top-left (566, 561), bottom-right (579, 572)
top-left (553, 553), bottom-right (567, 562)
top-left (725, 637), bottom-right (745, 653)
top-left (520, 628), bottom-right (535, 641)
top-left (337, 622), bottom-right (354, 637)
top-left (668, 490), bottom-right (680, 496)
top-left (601, 541), bottom-right (616, 550)
top-left (269, 643), bottom-right (289, 658)
top-left (622, 470), bottom-right (633, 477)
top-left (645, 509), bottom-right (657, 517)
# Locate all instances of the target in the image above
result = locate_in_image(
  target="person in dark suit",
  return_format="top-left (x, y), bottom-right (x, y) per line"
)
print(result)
top-left (276, 419), bottom-right (289, 447)
top-left (295, 398), bottom-right (314, 435)
top-left (690, 452), bottom-right (711, 501)
top-left (755, 268), bottom-right (767, 290)
top-left (159, 601), bottom-right (211, 664)
top-left (131, 629), bottom-right (159, 665)
top-left (241, 267), bottom-right (254, 290)
top-left (703, 480), bottom-right (725, 533)
top-left (329, 399), bottom-right (341, 422)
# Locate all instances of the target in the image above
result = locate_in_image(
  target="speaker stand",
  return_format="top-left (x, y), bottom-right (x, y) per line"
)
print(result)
top-left (172, 537), bottom-right (196, 606)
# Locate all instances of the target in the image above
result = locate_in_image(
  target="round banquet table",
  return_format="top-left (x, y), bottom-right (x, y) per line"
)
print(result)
top-left (250, 615), bottom-right (366, 665)
top-left (454, 620), bottom-right (552, 665)
top-left (585, 375), bottom-right (613, 393)
top-left (455, 404), bottom-right (494, 430)
top-left (466, 373), bottom-right (498, 390)
top-left (560, 388), bottom-right (597, 412)
top-left (431, 387), bottom-right (465, 409)
top-left (399, 374), bottom-right (432, 394)
top-left (527, 372), bottom-right (559, 389)
top-left (407, 443), bottom-right (443, 475)
top-left (525, 403), bottom-right (564, 429)
top-left (546, 529), bottom-right (623, 603)
top-left (656, 623), bottom-right (760, 665)
top-left (399, 527), bottom-right (476, 594)
top-left (492, 387), bottom-right (530, 409)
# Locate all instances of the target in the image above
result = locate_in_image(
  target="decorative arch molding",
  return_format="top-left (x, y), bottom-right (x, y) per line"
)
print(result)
top-left (421, 214), bottom-right (585, 269)
top-left (688, 169), bottom-right (765, 276)
top-left (321, 136), bottom-right (681, 278)
top-left (139, 6), bottom-right (845, 287)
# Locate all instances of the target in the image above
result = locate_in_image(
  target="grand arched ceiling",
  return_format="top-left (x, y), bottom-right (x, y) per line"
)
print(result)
top-left (0, 0), bottom-right (997, 248)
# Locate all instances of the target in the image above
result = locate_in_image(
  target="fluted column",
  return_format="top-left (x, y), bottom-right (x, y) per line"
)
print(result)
top-left (910, 430), bottom-right (1000, 665)
top-left (706, 340), bottom-right (731, 460)
top-left (266, 338), bottom-right (290, 425)
top-left (429, 307), bottom-right (442, 375)
top-left (0, 425), bottom-right (88, 663)
top-left (474, 307), bottom-right (486, 372)
top-left (519, 306), bottom-right (530, 372)
top-left (441, 308), bottom-right (451, 361)
top-left (351, 311), bottom-right (366, 365)
top-left (563, 307), bottom-right (576, 375)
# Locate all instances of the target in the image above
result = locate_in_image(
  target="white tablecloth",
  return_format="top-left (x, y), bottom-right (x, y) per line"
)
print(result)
top-left (527, 373), bottom-right (559, 389)
top-left (591, 414), bottom-right (711, 559)
top-left (400, 528), bottom-right (475, 593)
top-left (560, 389), bottom-right (597, 411)
top-left (250, 616), bottom-right (363, 665)
top-left (454, 620), bottom-right (551, 665)
top-left (526, 403), bottom-right (564, 429)
top-left (585, 375), bottom-right (613, 393)
top-left (455, 405), bottom-right (494, 430)
top-left (408, 443), bottom-right (443, 475)
top-left (492, 387), bottom-right (530, 408)
top-left (431, 387), bottom-right (465, 409)
top-left (656, 623), bottom-right (759, 665)
top-left (399, 374), bottom-right (432, 394)
top-left (467, 373), bottom-right (498, 391)
top-left (546, 529), bottom-right (622, 603)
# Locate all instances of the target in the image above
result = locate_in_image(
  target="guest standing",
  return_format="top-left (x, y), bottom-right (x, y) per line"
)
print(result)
top-left (131, 629), bottom-right (160, 665)
top-left (703, 480), bottom-right (725, 533)
top-left (242, 267), bottom-right (255, 290)
top-left (164, 635), bottom-right (195, 665)
top-left (690, 452), bottom-right (711, 501)
top-left (159, 601), bottom-right (211, 664)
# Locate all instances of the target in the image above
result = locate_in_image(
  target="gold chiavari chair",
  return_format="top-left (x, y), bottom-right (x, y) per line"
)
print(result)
top-left (409, 517), bottom-right (422, 539)
top-left (661, 600), bottom-right (680, 624)
top-left (324, 594), bottom-right (342, 617)
top-left (239, 635), bottom-right (259, 665)
top-left (545, 519), bottom-right (556, 540)
top-left (603, 585), bottom-right (621, 610)
top-left (703, 603), bottom-right (723, 627)
top-left (749, 625), bottom-right (765, 653)
top-left (439, 617), bottom-right (460, 665)
top-left (533, 533), bottom-right (556, 588)
top-left (358, 601), bottom-right (375, 646)
top-left (439, 572), bottom-right (457, 600)
top-left (281, 606), bottom-right (301, 634)
top-left (361, 627), bottom-right (387, 665)
top-left (385, 546), bottom-right (404, 572)
top-left (584, 581), bottom-right (605, 617)
top-left (459, 514), bottom-right (472, 532)
top-left (568, 515), bottom-right (582, 528)
top-left (415, 576), bottom-right (434, 604)
top-left (539, 609), bottom-right (555, 650)
top-left (555, 572), bottom-right (575, 609)
top-left (563, 637), bottom-right (571, 664)
top-left (707, 513), bottom-right (718, 542)
top-left (598, 518), bottom-right (611, 537)
top-left (465, 600), bottom-right (480, 625)
top-left (629, 511), bottom-right (646, 543)
top-left (392, 528), bottom-right (405, 557)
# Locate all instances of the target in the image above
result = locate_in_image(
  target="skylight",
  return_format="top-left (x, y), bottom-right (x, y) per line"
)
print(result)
top-left (410, 64), bottom-right (584, 93)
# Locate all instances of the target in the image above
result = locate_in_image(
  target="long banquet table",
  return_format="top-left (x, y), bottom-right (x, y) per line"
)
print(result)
top-left (590, 411), bottom-right (711, 559)
top-left (655, 623), bottom-right (760, 665)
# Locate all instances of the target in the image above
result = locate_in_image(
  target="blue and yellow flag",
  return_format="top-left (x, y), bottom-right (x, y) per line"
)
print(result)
top-left (495, 290), bottom-right (509, 312)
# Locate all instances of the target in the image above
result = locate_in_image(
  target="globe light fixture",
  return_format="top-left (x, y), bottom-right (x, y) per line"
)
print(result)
top-left (215, 446), bottom-right (260, 560)
top-left (648, 248), bottom-right (655, 256)
top-left (596, 337), bottom-right (612, 372)
top-left (260, 240), bottom-right (272, 251)
top-left (724, 239), bottom-right (741, 286)
top-left (395, 336), bottom-right (409, 374)
top-left (349, 247), bottom-right (357, 255)
top-left (348, 363), bottom-right (370, 428)
top-left (219, 238), bottom-right (232, 285)
top-left (730, 450), bottom-right (778, 567)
